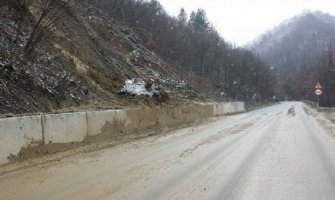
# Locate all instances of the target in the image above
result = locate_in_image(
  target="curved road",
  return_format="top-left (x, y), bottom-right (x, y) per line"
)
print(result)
top-left (1, 102), bottom-right (335, 200)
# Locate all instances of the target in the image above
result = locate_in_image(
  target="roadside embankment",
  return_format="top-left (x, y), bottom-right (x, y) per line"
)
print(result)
top-left (303, 102), bottom-right (335, 139)
top-left (0, 102), bottom-right (245, 165)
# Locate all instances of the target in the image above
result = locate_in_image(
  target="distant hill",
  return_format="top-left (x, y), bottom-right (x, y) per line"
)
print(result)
top-left (251, 11), bottom-right (335, 71)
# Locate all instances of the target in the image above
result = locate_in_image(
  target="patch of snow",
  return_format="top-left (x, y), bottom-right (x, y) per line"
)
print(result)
top-left (120, 78), bottom-right (155, 97)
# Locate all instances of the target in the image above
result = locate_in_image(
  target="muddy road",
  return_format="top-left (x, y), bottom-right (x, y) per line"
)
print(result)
top-left (1, 102), bottom-right (335, 200)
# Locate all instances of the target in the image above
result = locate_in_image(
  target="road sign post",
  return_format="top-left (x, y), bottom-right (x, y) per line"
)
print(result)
top-left (314, 82), bottom-right (323, 108)
top-left (318, 96), bottom-right (320, 109)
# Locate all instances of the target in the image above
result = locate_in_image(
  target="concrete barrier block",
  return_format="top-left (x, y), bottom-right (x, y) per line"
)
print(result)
top-left (125, 109), bottom-right (141, 131)
top-left (181, 105), bottom-right (203, 122)
top-left (171, 107), bottom-right (185, 124)
top-left (86, 110), bottom-right (127, 136)
top-left (222, 102), bottom-right (235, 114)
top-left (0, 116), bottom-right (42, 165)
top-left (138, 108), bottom-right (159, 128)
top-left (180, 106), bottom-right (191, 123)
top-left (235, 102), bottom-right (246, 112)
top-left (158, 107), bottom-right (179, 126)
top-left (193, 104), bottom-right (204, 120)
top-left (200, 103), bottom-right (215, 118)
top-left (43, 112), bottom-right (87, 144)
top-left (214, 103), bottom-right (223, 116)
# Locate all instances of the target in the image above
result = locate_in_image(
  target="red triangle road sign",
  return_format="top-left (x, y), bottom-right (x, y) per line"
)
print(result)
top-left (315, 82), bottom-right (323, 89)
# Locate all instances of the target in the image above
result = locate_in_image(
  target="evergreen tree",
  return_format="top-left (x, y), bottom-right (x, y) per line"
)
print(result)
top-left (189, 9), bottom-right (210, 31)
top-left (178, 8), bottom-right (187, 25)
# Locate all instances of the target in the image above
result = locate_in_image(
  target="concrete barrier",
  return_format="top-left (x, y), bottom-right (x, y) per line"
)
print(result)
top-left (0, 116), bottom-right (43, 165)
top-left (0, 102), bottom-right (245, 165)
top-left (138, 108), bottom-right (159, 129)
top-left (213, 102), bottom-right (246, 116)
top-left (222, 102), bottom-right (236, 114)
top-left (158, 107), bottom-right (178, 126)
top-left (199, 103), bottom-right (215, 118)
top-left (125, 109), bottom-right (142, 132)
top-left (86, 110), bottom-right (127, 137)
top-left (42, 112), bottom-right (87, 144)
top-left (235, 102), bottom-right (245, 113)
top-left (214, 103), bottom-right (223, 116)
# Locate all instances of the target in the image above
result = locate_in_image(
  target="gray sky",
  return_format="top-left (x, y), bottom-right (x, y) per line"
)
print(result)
top-left (158, 0), bottom-right (335, 46)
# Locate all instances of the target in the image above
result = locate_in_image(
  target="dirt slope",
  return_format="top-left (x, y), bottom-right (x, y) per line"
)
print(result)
top-left (0, 0), bottom-right (195, 115)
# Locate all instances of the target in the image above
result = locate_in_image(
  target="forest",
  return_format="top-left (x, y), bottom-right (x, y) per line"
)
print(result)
top-left (292, 48), bottom-right (335, 107)
top-left (252, 11), bottom-right (335, 106)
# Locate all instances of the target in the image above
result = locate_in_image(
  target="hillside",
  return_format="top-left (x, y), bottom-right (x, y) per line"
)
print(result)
top-left (250, 11), bottom-right (335, 105)
top-left (0, 0), bottom-right (275, 115)
top-left (0, 0), bottom-right (195, 115)
top-left (251, 11), bottom-right (335, 71)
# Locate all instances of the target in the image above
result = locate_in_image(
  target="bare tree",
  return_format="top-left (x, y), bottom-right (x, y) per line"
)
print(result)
top-left (12, 0), bottom-right (30, 45)
top-left (24, 0), bottom-right (67, 57)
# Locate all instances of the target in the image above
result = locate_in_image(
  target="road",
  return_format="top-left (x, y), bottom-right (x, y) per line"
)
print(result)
top-left (1, 102), bottom-right (335, 200)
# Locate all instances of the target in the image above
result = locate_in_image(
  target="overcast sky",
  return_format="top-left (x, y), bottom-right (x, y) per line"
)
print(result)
top-left (158, 0), bottom-right (335, 46)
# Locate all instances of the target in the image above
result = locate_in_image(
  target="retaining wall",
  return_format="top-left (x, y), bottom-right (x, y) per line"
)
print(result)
top-left (0, 102), bottom-right (245, 165)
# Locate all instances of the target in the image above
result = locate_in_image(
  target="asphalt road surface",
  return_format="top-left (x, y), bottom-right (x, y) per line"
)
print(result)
top-left (1, 102), bottom-right (335, 200)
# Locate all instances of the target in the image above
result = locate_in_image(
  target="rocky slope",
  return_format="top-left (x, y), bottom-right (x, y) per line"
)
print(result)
top-left (0, 0), bottom-right (195, 115)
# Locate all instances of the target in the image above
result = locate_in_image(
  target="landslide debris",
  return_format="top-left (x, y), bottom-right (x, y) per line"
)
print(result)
top-left (0, 0), bottom-right (195, 115)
